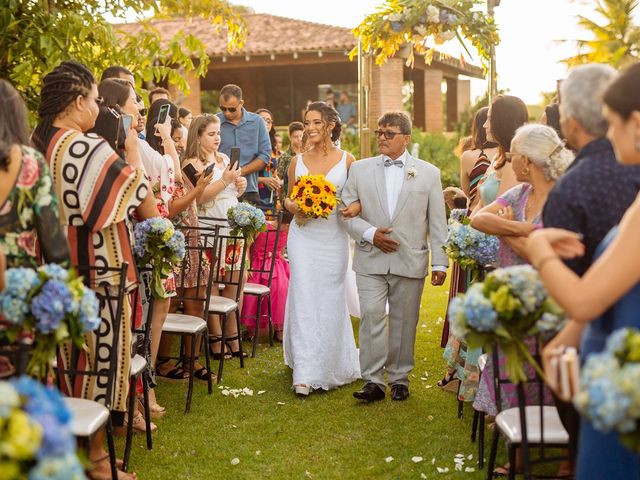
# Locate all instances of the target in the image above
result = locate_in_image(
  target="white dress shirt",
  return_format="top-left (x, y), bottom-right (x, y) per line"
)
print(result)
top-left (360, 150), bottom-right (446, 272)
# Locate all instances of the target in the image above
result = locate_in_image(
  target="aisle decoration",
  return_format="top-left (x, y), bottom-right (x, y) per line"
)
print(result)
top-left (444, 211), bottom-right (499, 279)
top-left (574, 327), bottom-right (640, 453)
top-left (449, 265), bottom-right (565, 383)
top-left (0, 376), bottom-right (86, 479)
top-left (134, 218), bottom-right (186, 299)
top-left (0, 264), bottom-right (101, 378)
top-left (289, 174), bottom-right (338, 224)
top-left (227, 202), bottom-right (267, 244)
top-left (352, 0), bottom-right (499, 68)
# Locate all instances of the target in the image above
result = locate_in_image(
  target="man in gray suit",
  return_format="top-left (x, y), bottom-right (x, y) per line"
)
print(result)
top-left (341, 111), bottom-right (449, 402)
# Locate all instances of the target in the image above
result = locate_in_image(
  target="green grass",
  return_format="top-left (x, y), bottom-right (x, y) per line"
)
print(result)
top-left (117, 278), bottom-right (499, 479)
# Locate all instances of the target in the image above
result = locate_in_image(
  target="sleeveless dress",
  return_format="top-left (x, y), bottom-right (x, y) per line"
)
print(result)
top-left (283, 151), bottom-right (361, 390)
top-left (576, 227), bottom-right (640, 479)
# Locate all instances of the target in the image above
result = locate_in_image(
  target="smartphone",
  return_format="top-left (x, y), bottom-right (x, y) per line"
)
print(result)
top-left (157, 104), bottom-right (170, 125)
top-left (182, 163), bottom-right (200, 186)
top-left (121, 114), bottom-right (133, 133)
top-left (230, 147), bottom-right (241, 169)
top-left (203, 163), bottom-right (215, 178)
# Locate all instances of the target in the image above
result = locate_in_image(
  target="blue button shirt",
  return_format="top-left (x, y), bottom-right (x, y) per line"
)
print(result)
top-left (216, 109), bottom-right (272, 194)
top-left (542, 138), bottom-right (640, 276)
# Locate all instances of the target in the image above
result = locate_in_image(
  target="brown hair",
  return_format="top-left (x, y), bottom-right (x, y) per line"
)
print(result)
top-left (0, 80), bottom-right (31, 169)
top-left (378, 111), bottom-right (412, 135)
top-left (304, 101), bottom-right (342, 153)
top-left (471, 107), bottom-right (494, 150)
top-left (184, 114), bottom-right (221, 165)
top-left (149, 87), bottom-right (170, 104)
top-left (220, 84), bottom-right (243, 101)
top-left (98, 78), bottom-right (132, 110)
top-left (490, 95), bottom-right (529, 169)
top-left (288, 121), bottom-right (304, 135)
top-left (603, 62), bottom-right (640, 120)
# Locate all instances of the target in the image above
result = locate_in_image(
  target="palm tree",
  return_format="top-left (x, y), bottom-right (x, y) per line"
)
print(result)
top-left (562, 0), bottom-right (640, 68)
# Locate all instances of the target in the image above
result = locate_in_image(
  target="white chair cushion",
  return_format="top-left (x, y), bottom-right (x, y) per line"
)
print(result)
top-left (496, 405), bottom-right (570, 444)
top-left (478, 353), bottom-right (488, 372)
top-left (64, 397), bottom-right (110, 437)
top-left (130, 354), bottom-right (147, 377)
top-left (243, 283), bottom-right (270, 295)
top-left (163, 313), bottom-right (207, 334)
top-left (208, 296), bottom-right (238, 314)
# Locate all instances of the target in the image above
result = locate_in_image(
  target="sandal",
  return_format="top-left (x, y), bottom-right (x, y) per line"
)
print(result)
top-left (124, 410), bottom-right (157, 434)
top-left (225, 341), bottom-right (248, 359)
top-left (88, 454), bottom-right (136, 480)
top-left (193, 366), bottom-right (216, 383)
top-left (156, 358), bottom-right (189, 383)
top-left (437, 369), bottom-right (457, 387)
top-left (209, 336), bottom-right (232, 360)
top-left (138, 398), bottom-right (166, 419)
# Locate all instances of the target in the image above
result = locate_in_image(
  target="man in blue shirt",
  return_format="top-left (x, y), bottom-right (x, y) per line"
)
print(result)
top-left (216, 84), bottom-right (272, 205)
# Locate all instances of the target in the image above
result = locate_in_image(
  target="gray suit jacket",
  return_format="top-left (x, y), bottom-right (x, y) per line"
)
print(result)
top-left (341, 154), bottom-right (449, 279)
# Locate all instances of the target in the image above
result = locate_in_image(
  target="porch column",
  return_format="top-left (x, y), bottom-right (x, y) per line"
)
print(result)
top-left (423, 69), bottom-right (443, 132)
top-left (369, 57), bottom-right (404, 128)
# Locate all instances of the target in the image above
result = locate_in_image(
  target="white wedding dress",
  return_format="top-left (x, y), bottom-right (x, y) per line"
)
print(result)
top-left (283, 151), bottom-right (361, 390)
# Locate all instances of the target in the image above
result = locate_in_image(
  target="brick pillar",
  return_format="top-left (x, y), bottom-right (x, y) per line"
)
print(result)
top-left (179, 70), bottom-right (202, 115)
top-left (457, 79), bottom-right (471, 117)
top-left (423, 69), bottom-right (443, 132)
top-left (412, 69), bottom-right (425, 130)
top-left (369, 57), bottom-right (404, 128)
top-left (446, 77), bottom-right (458, 131)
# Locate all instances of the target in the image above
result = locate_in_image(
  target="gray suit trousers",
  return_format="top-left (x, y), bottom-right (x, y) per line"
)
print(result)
top-left (356, 272), bottom-right (425, 389)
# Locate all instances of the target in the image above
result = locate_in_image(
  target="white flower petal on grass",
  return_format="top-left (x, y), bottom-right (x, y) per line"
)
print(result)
top-left (218, 385), bottom-right (224, 389)
top-left (385, 456), bottom-right (394, 463)
top-left (231, 458), bottom-right (240, 465)
top-left (221, 389), bottom-right (230, 396)
top-left (243, 387), bottom-right (253, 396)
top-left (412, 456), bottom-right (424, 463)
top-left (455, 453), bottom-right (464, 458)
top-left (258, 390), bottom-right (266, 395)
top-left (255, 451), bottom-right (261, 455)
top-left (277, 402), bottom-right (286, 405)
top-left (427, 415), bottom-right (434, 421)
top-left (467, 454), bottom-right (473, 460)
top-left (425, 385), bottom-right (433, 389)
top-left (465, 467), bottom-right (476, 472)
top-left (455, 463), bottom-right (463, 471)
top-left (454, 457), bottom-right (464, 464)
top-left (436, 467), bottom-right (449, 473)
top-left (421, 474), bottom-right (427, 479)
top-left (431, 458), bottom-right (436, 465)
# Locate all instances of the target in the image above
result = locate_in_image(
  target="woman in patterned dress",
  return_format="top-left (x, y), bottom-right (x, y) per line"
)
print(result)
top-left (33, 60), bottom-right (159, 480)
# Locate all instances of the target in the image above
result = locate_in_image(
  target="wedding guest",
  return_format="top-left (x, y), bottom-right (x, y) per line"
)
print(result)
top-left (184, 114), bottom-right (247, 359)
top-left (100, 65), bottom-right (135, 88)
top-left (217, 84), bottom-right (271, 205)
top-left (32, 60), bottom-right (157, 480)
top-left (541, 63), bottom-right (640, 468)
top-left (256, 108), bottom-right (281, 210)
top-left (149, 86), bottom-right (170, 105)
top-left (470, 123), bottom-right (573, 475)
top-left (336, 91), bottom-right (357, 128)
top-left (472, 95), bottom-right (529, 215)
top-left (529, 61), bottom-right (640, 480)
top-left (171, 119), bottom-right (186, 158)
top-left (542, 103), bottom-right (562, 138)
top-left (276, 121), bottom-right (305, 216)
top-left (178, 107), bottom-right (192, 130)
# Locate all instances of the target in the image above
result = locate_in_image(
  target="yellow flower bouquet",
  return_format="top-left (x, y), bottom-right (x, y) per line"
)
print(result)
top-left (290, 174), bottom-right (337, 221)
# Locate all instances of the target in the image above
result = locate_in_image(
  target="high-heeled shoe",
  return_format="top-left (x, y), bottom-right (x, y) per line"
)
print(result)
top-left (294, 384), bottom-right (310, 396)
top-left (208, 337), bottom-right (231, 360)
top-left (225, 340), bottom-right (248, 359)
top-left (437, 369), bottom-right (457, 387)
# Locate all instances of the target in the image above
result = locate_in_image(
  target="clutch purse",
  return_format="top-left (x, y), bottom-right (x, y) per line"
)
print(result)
top-left (549, 347), bottom-right (581, 402)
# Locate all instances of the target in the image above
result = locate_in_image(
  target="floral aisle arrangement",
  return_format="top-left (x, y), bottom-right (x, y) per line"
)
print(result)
top-left (289, 174), bottom-right (338, 224)
top-left (574, 328), bottom-right (640, 453)
top-left (227, 202), bottom-right (267, 243)
top-left (0, 376), bottom-right (86, 479)
top-left (449, 265), bottom-right (565, 383)
top-left (0, 264), bottom-right (101, 378)
top-left (352, 0), bottom-right (499, 68)
top-left (133, 218), bottom-right (186, 299)
top-left (443, 210), bottom-right (499, 279)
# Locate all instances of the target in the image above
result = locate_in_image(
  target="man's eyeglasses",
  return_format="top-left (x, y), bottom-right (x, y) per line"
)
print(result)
top-left (219, 106), bottom-right (238, 113)
top-left (504, 152), bottom-right (521, 162)
top-left (374, 129), bottom-right (405, 140)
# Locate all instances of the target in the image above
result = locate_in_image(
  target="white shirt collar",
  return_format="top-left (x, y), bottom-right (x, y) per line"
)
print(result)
top-left (383, 149), bottom-right (408, 166)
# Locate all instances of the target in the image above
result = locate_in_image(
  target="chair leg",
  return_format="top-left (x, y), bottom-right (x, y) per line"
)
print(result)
top-left (457, 379), bottom-right (463, 419)
top-left (203, 327), bottom-right (213, 394)
top-left (471, 409), bottom-right (479, 442)
top-left (217, 315), bottom-right (227, 383)
top-left (252, 295), bottom-right (262, 358)
top-left (486, 429), bottom-right (500, 480)
top-left (122, 376), bottom-right (137, 472)
top-left (141, 374), bottom-right (152, 450)
top-left (508, 445), bottom-right (516, 480)
top-left (266, 294), bottom-right (273, 347)
top-left (235, 309), bottom-right (245, 369)
top-left (185, 333), bottom-right (196, 414)
top-left (479, 412), bottom-right (485, 469)
top-left (105, 417), bottom-right (119, 480)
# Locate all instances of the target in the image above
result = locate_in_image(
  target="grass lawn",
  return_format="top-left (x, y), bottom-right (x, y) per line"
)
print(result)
top-left (117, 276), bottom-right (502, 479)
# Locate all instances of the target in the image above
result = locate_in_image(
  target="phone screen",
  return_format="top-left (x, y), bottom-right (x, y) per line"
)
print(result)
top-left (121, 114), bottom-right (132, 133)
top-left (182, 163), bottom-right (199, 186)
top-left (157, 104), bottom-right (170, 125)
top-left (203, 163), bottom-right (215, 177)
top-left (230, 147), bottom-right (241, 169)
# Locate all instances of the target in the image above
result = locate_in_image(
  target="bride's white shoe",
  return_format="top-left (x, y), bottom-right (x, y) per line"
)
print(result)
top-left (294, 384), bottom-right (310, 396)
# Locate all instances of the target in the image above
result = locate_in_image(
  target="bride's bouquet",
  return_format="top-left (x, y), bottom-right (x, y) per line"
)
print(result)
top-left (290, 174), bottom-right (337, 223)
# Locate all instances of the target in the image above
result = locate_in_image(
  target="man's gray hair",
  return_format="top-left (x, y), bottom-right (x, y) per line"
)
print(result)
top-left (560, 64), bottom-right (617, 137)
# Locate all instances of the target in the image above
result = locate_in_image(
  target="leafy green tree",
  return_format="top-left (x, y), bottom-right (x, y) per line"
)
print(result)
top-left (562, 0), bottom-right (640, 67)
top-left (0, 0), bottom-right (247, 113)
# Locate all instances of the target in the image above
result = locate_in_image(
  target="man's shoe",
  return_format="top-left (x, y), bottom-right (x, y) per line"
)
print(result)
top-left (391, 384), bottom-right (409, 401)
top-left (353, 382), bottom-right (385, 402)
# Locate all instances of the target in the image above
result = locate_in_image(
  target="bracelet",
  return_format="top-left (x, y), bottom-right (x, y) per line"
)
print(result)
top-left (220, 179), bottom-right (229, 188)
top-left (535, 254), bottom-right (559, 271)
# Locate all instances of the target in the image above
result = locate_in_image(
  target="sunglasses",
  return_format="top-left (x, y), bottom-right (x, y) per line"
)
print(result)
top-left (374, 129), bottom-right (404, 140)
top-left (219, 106), bottom-right (238, 113)
top-left (138, 108), bottom-right (148, 116)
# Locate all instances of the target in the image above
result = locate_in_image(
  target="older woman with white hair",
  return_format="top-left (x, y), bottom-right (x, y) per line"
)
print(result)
top-left (471, 124), bottom-right (574, 266)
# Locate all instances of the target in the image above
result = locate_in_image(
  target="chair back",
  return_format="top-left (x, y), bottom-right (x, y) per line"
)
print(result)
top-left (246, 210), bottom-right (283, 287)
top-left (56, 262), bottom-right (129, 410)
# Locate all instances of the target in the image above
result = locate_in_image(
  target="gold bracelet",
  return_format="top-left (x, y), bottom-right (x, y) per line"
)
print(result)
top-left (220, 179), bottom-right (229, 188)
top-left (535, 254), bottom-right (559, 271)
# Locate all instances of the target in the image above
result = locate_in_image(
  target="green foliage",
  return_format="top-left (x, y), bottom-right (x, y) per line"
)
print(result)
top-left (562, 0), bottom-right (640, 68)
top-left (0, 0), bottom-right (247, 114)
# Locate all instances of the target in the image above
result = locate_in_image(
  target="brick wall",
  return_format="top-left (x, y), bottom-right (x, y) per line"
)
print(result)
top-left (369, 58), bottom-right (404, 128)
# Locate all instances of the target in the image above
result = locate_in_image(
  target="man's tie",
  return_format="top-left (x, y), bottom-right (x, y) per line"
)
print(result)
top-left (383, 158), bottom-right (403, 168)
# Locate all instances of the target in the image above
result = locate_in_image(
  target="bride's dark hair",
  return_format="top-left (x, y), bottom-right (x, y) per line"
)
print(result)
top-left (304, 101), bottom-right (342, 150)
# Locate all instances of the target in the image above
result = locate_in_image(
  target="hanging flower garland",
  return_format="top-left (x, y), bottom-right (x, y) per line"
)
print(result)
top-left (352, 0), bottom-right (499, 68)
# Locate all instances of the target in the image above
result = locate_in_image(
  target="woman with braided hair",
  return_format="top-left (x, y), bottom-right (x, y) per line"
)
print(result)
top-left (33, 60), bottom-right (158, 480)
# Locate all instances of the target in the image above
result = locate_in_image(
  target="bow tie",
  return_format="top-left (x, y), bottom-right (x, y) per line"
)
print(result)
top-left (384, 158), bottom-right (404, 168)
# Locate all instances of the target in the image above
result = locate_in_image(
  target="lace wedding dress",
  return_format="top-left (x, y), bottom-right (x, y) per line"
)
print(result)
top-left (283, 151), bottom-right (361, 390)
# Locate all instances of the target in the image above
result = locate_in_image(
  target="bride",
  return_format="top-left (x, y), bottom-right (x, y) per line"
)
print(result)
top-left (283, 101), bottom-right (361, 395)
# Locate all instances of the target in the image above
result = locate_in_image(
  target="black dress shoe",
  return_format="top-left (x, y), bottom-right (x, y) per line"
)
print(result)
top-left (391, 384), bottom-right (409, 401)
top-left (353, 382), bottom-right (385, 402)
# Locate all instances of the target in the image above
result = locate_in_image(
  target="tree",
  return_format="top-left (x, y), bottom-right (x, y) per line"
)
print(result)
top-left (0, 0), bottom-right (247, 113)
top-left (562, 0), bottom-right (640, 68)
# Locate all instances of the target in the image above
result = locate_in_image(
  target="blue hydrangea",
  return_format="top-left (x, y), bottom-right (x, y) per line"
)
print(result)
top-left (78, 288), bottom-right (101, 333)
top-left (0, 268), bottom-right (41, 324)
top-left (38, 264), bottom-right (69, 282)
top-left (0, 382), bottom-right (20, 418)
top-left (605, 328), bottom-right (630, 355)
top-left (30, 280), bottom-right (76, 334)
top-left (1, 294), bottom-right (31, 324)
top-left (29, 453), bottom-right (86, 480)
top-left (445, 223), bottom-right (498, 267)
top-left (462, 284), bottom-right (499, 332)
top-left (448, 208), bottom-right (467, 224)
top-left (167, 230), bottom-right (186, 260)
top-left (448, 296), bottom-right (469, 339)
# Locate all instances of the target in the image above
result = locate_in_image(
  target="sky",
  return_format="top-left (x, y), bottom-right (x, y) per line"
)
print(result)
top-left (230, 0), bottom-right (600, 104)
